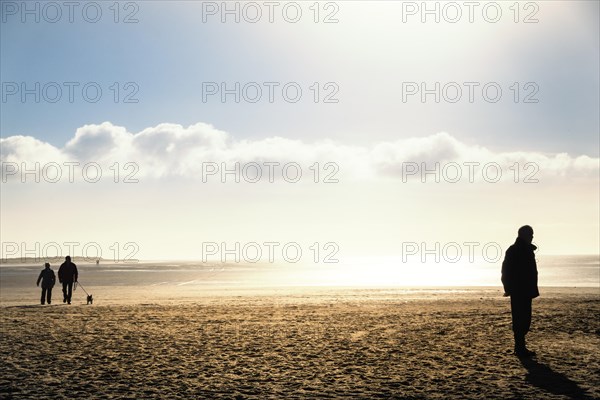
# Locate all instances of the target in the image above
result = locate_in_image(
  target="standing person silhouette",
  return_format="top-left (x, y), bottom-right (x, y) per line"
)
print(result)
top-left (501, 225), bottom-right (539, 357)
top-left (58, 256), bottom-right (78, 305)
top-left (36, 263), bottom-right (56, 305)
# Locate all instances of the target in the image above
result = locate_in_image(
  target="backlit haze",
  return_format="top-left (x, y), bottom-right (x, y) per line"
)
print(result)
top-left (1, 1), bottom-right (598, 287)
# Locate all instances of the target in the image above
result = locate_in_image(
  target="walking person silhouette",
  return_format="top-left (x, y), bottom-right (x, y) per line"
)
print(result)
top-left (58, 256), bottom-right (78, 305)
top-left (36, 263), bottom-right (56, 305)
top-left (501, 225), bottom-right (539, 357)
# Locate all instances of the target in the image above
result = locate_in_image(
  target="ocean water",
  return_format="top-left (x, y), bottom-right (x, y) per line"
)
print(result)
top-left (1, 255), bottom-right (597, 296)
top-left (1, 256), bottom-right (598, 306)
top-left (534, 255), bottom-right (599, 287)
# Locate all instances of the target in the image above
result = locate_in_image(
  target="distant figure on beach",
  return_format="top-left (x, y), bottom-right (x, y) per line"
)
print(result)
top-left (58, 256), bottom-right (78, 305)
top-left (36, 263), bottom-right (56, 305)
top-left (501, 225), bottom-right (539, 357)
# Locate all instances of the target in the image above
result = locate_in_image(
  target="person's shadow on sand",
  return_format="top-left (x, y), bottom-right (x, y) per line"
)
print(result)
top-left (520, 357), bottom-right (593, 400)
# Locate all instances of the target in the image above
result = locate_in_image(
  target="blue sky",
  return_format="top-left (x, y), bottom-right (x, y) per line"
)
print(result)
top-left (1, 1), bottom-right (599, 262)
top-left (2, 1), bottom-right (598, 154)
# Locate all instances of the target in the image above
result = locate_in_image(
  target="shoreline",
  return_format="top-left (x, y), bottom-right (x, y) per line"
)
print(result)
top-left (1, 285), bottom-right (598, 307)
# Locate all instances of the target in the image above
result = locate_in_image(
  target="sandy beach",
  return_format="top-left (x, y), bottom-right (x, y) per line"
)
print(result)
top-left (0, 287), bottom-right (598, 399)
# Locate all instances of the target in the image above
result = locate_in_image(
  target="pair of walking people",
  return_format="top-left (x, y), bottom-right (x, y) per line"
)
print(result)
top-left (36, 256), bottom-right (78, 305)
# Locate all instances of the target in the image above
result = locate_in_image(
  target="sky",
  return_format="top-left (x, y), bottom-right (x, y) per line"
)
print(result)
top-left (1, 1), bottom-right (599, 271)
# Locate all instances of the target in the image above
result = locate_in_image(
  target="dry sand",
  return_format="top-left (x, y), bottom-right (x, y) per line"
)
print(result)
top-left (1, 288), bottom-right (599, 399)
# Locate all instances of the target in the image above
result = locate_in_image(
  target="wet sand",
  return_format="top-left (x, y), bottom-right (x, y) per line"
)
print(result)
top-left (1, 288), bottom-right (599, 399)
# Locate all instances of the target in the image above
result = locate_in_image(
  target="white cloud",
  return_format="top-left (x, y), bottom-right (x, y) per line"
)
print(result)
top-left (0, 135), bottom-right (66, 165)
top-left (1, 122), bottom-right (598, 182)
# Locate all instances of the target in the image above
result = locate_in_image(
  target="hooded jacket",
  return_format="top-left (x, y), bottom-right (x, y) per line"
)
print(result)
top-left (501, 237), bottom-right (539, 299)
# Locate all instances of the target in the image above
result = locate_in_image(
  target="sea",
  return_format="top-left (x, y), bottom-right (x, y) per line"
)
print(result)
top-left (1, 255), bottom-right (598, 305)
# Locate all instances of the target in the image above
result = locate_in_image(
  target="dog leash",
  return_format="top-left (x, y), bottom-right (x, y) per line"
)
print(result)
top-left (76, 282), bottom-right (90, 296)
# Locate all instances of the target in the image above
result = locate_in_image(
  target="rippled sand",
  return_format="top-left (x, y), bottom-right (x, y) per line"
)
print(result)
top-left (1, 288), bottom-right (598, 399)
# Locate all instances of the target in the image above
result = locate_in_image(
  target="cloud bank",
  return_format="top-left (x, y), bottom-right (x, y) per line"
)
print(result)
top-left (1, 121), bottom-right (598, 182)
